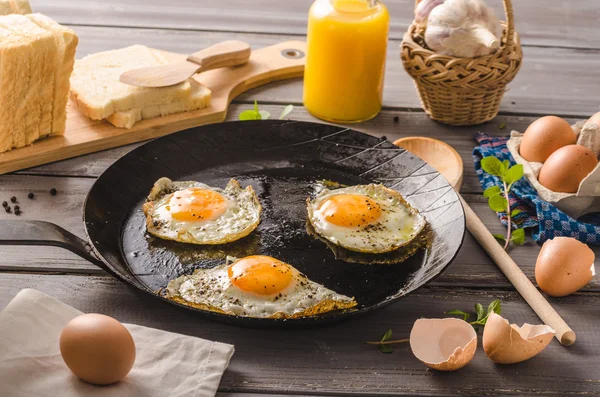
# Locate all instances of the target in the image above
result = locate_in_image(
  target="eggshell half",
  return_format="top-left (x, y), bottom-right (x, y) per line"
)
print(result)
top-left (410, 318), bottom-right (477, 371)
top-left (535, 237), bottom-right (596, 297)
top-left (482, 313), bottom-right (554, 364)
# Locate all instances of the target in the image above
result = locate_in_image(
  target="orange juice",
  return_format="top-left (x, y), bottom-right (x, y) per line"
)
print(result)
top-left (303, 0), bottom-right (390, 123)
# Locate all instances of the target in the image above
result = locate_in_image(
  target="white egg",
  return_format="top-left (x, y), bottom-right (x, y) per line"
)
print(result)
top-left (165, 255), bottom-right (357, 318)
top-left (143, 177), bottom-right (261, 245)
top-left (307, 184), bottom-right (426, 254)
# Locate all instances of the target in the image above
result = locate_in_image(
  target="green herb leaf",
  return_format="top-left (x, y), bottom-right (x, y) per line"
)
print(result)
top-left (258, 110), bottom-right (271, 120)
top-left (488, 193), bottom-right (508, 213)
top-left (511, 228), bottom-right (526, 245)
top-left (239, 110), bottom-right (261, 120)
top-left (511, 209), bottom-right (523, 217)
top-left (504, 164), bottom-right (524, 185)
top-left (493, 233), bottom-right (507, 242)
top-left (481, 156), bottom-right (507, 178)
top-left (379, 344), bottom-right (394, 354)
top-left (502, 160), bottom-right (510, 170)
top-left (253, 100), bottom-right (259, 113)
top-left (279, 104), bottom-right (294, 120)
top-left (498, 122), bottom-right (506, 130)
top-left (445, 309), bottom-right (470, 322)
top-left (475, 303), bottom-right (485, 321)
top-left (381, 329), bottom-right (393, 342)
top-left (484, 186), bottom-right (501, 198)
top-left (487, 299), bottom-right (502, 316)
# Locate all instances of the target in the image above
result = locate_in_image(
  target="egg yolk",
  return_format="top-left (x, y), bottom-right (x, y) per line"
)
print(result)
top-left (228, 255), bottom-right (293, 295)
top-left (168, 188), bottom-right (227, 221)
top-left (318, 194), bottom-right (382, 227)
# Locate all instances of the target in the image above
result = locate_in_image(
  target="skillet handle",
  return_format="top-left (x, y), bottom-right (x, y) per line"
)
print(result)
top-left (0, 220), bottom-right (111, 273)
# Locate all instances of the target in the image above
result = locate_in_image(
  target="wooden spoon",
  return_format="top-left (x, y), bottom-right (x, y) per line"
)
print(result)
top-left (394, 136), bottom-right (576, 346)
top-left (120, 40), bottom-right (251, 87)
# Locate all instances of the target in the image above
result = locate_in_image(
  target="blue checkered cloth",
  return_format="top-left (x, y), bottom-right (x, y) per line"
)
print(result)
top-left (473, 133), bottom-right (600, 245)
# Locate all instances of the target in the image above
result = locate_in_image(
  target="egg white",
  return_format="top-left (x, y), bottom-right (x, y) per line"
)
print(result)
top-left (307, 184), bottom-right (427, 254)
top-left (143, 177), bottom-right (261, 245)
top-left (165, 257), bottom-right (357, 318)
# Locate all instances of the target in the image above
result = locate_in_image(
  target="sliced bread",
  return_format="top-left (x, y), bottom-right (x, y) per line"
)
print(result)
top-left (27, 13), bottom-right (78, 135)
top-left (3, 15), bottom-right (57, 145)
top-left (0, 0), bottom-right (31, 15)
top-left (70, 45), bottom-right (195, 120)
top-left (106, 81), bottom-right (211, 128)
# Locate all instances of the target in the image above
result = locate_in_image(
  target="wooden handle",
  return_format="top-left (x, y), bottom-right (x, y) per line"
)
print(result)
top-left (459, 195), bottom-right (576, 346)
top-left (187, 40), bottom-right (251, 72)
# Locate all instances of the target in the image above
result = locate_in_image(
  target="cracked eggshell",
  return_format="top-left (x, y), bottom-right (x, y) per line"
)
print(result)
top-left (535, 237), bottom-right (596, 297)
top-left (410, 318), bottom-right (477, 371)
top-left (483, 313), bottom-right (554, 364)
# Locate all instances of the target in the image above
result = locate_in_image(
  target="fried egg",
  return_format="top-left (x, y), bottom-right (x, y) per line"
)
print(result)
top-left (143, 177), bottom-right (261, 245)
top-left (165, 255), bottom-right (357, 318)
top-left (306, 184), bottom-right (426, 254)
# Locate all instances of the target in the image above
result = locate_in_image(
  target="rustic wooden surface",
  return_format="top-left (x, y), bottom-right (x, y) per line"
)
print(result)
top-left (1, 1), bottom-right (599, 395)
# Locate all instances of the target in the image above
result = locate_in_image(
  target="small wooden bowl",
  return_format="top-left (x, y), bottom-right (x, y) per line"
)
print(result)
top-left (393, 137), bottom-right (463, 190)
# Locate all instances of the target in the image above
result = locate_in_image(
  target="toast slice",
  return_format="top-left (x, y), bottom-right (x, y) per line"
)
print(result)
top-left (2, 15), bottom-right (57, 145)
top-left (70, 45), bottom-right (195, 120)
top-left (106, 81), bottom-right (211, 128)
top-left (0, 0), bottom-right (31, 15)
top-left (27, 13), bottom-right (78, 135)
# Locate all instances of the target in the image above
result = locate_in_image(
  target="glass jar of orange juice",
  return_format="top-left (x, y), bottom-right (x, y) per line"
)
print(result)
top-left (303, 0), bottom-right (389, 123)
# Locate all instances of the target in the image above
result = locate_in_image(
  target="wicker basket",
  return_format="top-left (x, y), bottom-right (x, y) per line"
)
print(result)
top-left (401, 0), bottom-right (523, 126)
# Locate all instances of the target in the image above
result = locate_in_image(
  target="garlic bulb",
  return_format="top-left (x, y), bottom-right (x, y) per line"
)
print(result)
top-left (415, 0), bottom-right (445, 24)
top-left (424, 0), bottom-right (501, 58)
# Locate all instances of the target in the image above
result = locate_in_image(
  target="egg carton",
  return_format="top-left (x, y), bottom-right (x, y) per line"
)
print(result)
top-left (507, 121), bottom-right (600, 219)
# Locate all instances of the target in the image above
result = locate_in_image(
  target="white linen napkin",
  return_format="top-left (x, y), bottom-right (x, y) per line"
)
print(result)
top-left (0, 289), bottom-right (234, 397)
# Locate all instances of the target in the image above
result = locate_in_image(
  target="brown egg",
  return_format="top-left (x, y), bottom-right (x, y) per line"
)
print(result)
top-left (587, 111), bottom-right (600, 127)
top-left (538, 145), bottom-right (599, 193)
top-left (535, 237), bottom-right (596, 297)
top-left (60, 313), bottom-right (136, 385)
top-left (519, 116), bottom-right (576, 162)
top-left (482, 313), bottom-right (554, 364)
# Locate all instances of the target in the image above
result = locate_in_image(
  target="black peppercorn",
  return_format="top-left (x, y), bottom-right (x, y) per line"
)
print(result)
top-left (14, 205), bottom-right (19, 211)
top-left (50, 188), bottom-right (57, 196)
top-left (14, 209), bottom-right (21, 216)
top-left (28, 192), bottom-right (34, 199)
top-left (5, 206), bottom-right (10, 213)
top-left (393, 116), bottom-right (399, 122)
top-left (1, 201), bottom-right (6, 208)
top-left (10, 196), bottom-right (16, 203)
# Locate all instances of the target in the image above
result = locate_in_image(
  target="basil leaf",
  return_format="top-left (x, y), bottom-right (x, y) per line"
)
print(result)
top-left (379, 344), bottom-right (394, 354)
top-left (492, 233), bottom-right (506, 242)
top-left (475, 303), bottom-right (485, 321)
top-left (381, 329), bottom-right (392, 342)
top-left (483, 186), bottom-right (501, 198)
top-left (481, 156), bottom-right (506, 177)
top-left (511, 228), bottom-right (526, 245)
top-left (504, 164), bottom-right (524, 185)
top-left (511, 209), bottom-right (523, 217)
top-left (279, 104), bottom-right (294, 120)
top-left (253, 100), bottom-right (259, 113)
top-left (239, 110), bottom-right (261, 120)
top-left (488, 193), bottom-right (508, 213)
top-left (445, 309), bottom-right (470, 322)
top-left (502, 160), bottom-right (510, 169)
top-left (487, 299), bottom-right (502, 316)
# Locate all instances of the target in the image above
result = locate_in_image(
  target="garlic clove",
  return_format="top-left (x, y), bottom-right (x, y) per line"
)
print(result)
top-left (415, 0), bottom-right (446, 24)
top-left (482, 313), bottom-right (555, 364)
top-left (410, 318), bottom-right (477, 371)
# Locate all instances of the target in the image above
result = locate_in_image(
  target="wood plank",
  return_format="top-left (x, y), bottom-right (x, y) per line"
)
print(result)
top-left (49, 25), bottom-right (600, 117)
top-left (1, 175), bottom-right (598, 291)
top-left (17, 104), bottom-right (584, 197)
top-left (31, 0), bottom-right (600, 49)
top-left (0, 273), bottom-right (598, 396)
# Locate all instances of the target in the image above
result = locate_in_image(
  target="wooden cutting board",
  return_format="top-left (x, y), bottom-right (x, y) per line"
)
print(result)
top-left (0, 41), bottom-right (306, 175)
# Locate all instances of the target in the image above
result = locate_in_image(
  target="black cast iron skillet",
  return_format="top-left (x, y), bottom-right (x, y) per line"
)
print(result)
top-left (0, 121), bottom-right (465, 327)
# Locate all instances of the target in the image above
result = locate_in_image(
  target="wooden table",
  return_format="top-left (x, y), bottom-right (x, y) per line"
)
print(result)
top-left (1, 1), bottom-right (599, 395)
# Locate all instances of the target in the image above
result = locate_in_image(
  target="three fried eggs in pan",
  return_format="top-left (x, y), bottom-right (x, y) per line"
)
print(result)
top-left (143, 177), bottom-right (426, 318)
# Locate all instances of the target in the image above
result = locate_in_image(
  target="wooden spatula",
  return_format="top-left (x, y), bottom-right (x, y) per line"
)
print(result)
top-left (120, 40), bottom-right (251, 87)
